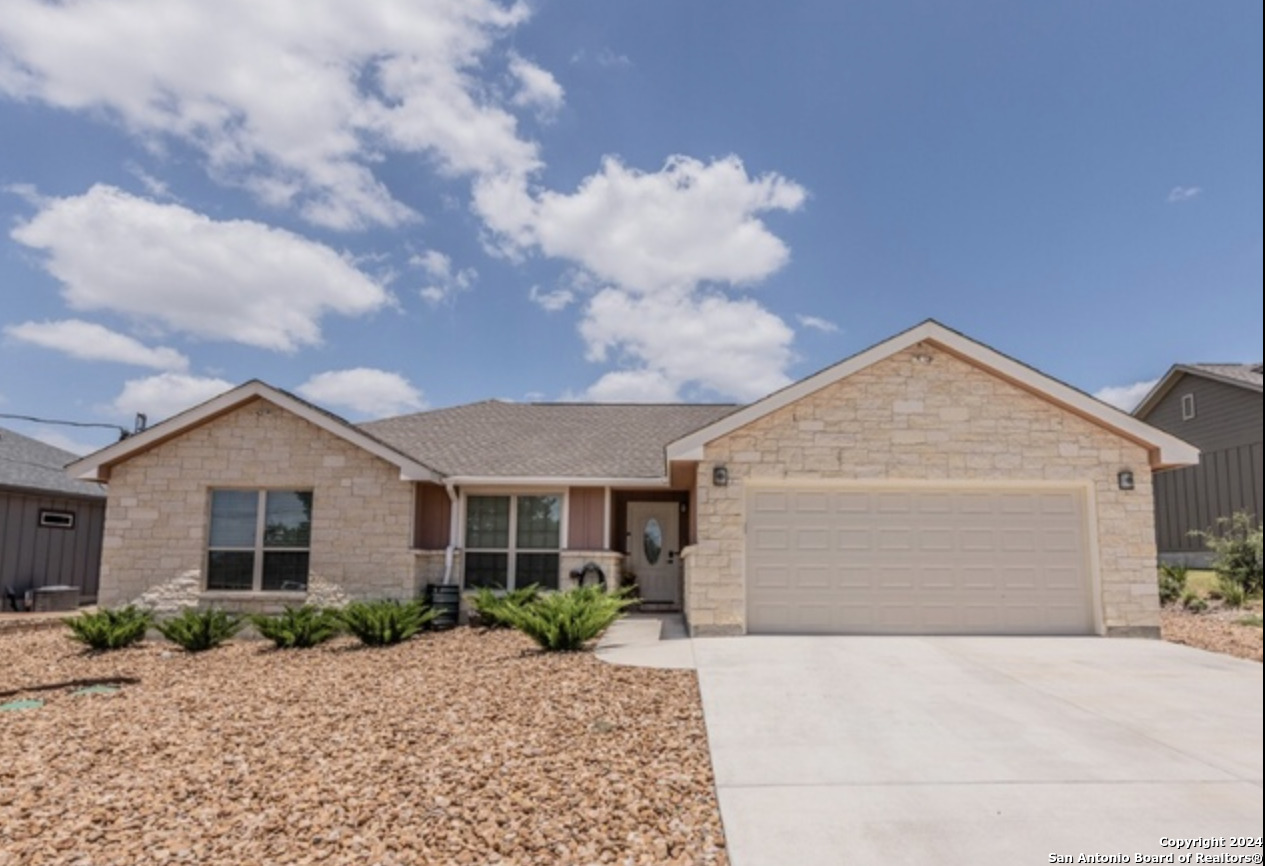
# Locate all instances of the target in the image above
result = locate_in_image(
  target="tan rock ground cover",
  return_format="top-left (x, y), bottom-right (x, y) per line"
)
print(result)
top-left (1161, 603), bottom-right (1264, 662)
top-left (1, 628), bottom-right (728, 866)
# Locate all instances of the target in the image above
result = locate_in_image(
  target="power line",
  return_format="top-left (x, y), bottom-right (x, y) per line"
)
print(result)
top-left (0, 412), bottom-right (136, 439)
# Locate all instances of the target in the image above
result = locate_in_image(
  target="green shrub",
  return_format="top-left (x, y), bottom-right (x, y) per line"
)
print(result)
top-left (64, 606), bottom-right (153, 651)
top-left (467, 584), bottom-right (540, 629)
top-left (250, 606), bottom-right (342, 649)
top-left (338, 599), bottom-right (436, 646)
top-left (1192, 511), bottom-right (1263, 597)
top-left (1216, 575), bottom-right (1248, 609)
top-left (500, 586), bottom-right (636, 652)
top-left (157, 608), bottom-right (243, 652)
top-left (1158, 562), bottom-right (1188, 606)
top-left (1181, 590), bottom-right (1208, 614)
top-left (1235, 614), bottom-right (1263, 628)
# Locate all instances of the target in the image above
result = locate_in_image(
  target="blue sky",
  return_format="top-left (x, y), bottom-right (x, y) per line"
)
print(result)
top-left (1, 0), bottom-right (1261, 455)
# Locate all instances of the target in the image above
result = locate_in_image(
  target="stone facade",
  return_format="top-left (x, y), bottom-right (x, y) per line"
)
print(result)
top-left (560, 550), bottom-right (626, 591)
top-left (99, 398), bottom-right (416, 612)
top-left (686, 345), bottom-right (1159, 637)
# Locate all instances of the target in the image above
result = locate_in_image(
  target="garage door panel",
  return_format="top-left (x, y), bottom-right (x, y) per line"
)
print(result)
top-left (747, 486), bottom-right (1093, 635)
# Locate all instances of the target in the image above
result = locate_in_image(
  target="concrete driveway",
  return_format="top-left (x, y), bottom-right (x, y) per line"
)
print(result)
top-left (693, 637), bottom-right (1263, 866)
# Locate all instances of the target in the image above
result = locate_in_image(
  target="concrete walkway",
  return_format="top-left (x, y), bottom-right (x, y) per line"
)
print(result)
top-left (693, 636), bottom-right (1264, 866)
top-left (595, 613), bottom-right (695, 669)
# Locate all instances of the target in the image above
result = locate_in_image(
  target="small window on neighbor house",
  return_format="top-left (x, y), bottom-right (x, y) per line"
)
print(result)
top-left (207, 490), bottom-right (312, 592)
top-left (1180, 393), bottom-right (1196, 421)
top-left (38, 509), bottom-right (75, 529)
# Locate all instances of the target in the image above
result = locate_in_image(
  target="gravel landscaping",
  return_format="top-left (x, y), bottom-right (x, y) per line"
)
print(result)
top-left (1, 627), bottom-right (728, 866)
top-left (1161, 603), bottom-right (1264, 662)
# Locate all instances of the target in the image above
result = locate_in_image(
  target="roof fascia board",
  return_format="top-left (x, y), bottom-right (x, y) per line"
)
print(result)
top-left (447, 475), bottom-right (671, 488)
top-left (68, 381), bottom-right (441, 483)
top-left (1135, 365), bottom-right (1262, 419)
top-left (667, 321), bottom-right (1199, 469)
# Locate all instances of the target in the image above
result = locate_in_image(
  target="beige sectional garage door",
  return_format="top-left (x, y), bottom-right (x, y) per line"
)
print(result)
top-left (746, 487), bottom-right (1094, 635)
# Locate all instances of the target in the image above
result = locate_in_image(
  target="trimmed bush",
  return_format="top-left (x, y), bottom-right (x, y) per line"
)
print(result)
top-left (250, 606), bottom-right (342, 649)
top-left (1192, 511), bottom-right (1263, 597)
top-left (1181, 590), bottom-right (1208, 614)
top-left (65, 606), bottom-right (153, 651)
top-left (501, 586), bottom-right (636, 652)
top-left (1216, 575), bottom-right (1248, 609)
top-left (467, 584), bottom-right (540, 629)
top-left (157, 608), bottom-right (243, 652)
top-left (338, 599), bottom-right (436, 646)
top-left (1158, 563), bottom-right (1188, 606)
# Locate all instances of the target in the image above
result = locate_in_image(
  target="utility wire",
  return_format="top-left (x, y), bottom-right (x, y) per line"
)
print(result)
top-left (0, 412), bottom-right (133, 438)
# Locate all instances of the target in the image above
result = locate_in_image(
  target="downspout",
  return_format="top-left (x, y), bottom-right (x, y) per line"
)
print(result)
top-left (443, 481), bottom-right (459, 585)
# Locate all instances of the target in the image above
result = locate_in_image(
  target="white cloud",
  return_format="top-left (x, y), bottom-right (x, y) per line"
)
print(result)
top-left (1167, 186), bottom-right (1202, 204)
top-left (570, 47), bottom-right (631, 68)
top-left (296, 368), bottom-right (425, 417)
top-left (580, 289), bottom-right (794, 402)
top-left (0, 0), bottom-right (543, 229)
top-left (508, 53), bottom-right (564, 116)
top-left (12, 185), bottom-right (390, 351)
top-left (111, 373), bottom-right (235, 422)
top-left (125, 162), bottom-right (176, 200)
top-left (797, 314), bottom-right (838, 333)
top-left (5, 319), bottom-right (189, 370)
top-left (528, 285), bottom-right (576, 312)
top-left (1093, 379), bottom-right (1158, 411)
top-left (411, 249), bottom-right (476, 305)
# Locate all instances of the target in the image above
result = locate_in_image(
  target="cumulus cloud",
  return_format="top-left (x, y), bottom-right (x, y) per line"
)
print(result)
top-left (528, 285), bottom-right (575, 312)
top-left (412, 249), bottom-right (476, 305)
top-left (0, 0), bottom-right (543, 229)
top-left (12, 185), bottom-right (390, 351)
top-left (797, 314), bottom-right (838, 333)
top-left (296, 368), bottom-right (425, 417)
top-left (1167, 186), bottom-right (1202, 204)
top-left (1093, 379), bottom-right (1158, 411)
top-left (110, 373), bottom-right (235, 422)
top-left (5, 319), bottom-right (188, 370)
top-left (508, 54), bottom-right (564, 116)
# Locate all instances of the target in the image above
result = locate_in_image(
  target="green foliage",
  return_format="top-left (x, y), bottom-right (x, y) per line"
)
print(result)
top-left (467, 584), bottom-right (540, 629)
top-left (1215, 575), bottom-right (1248, 609)
top-left (64, 606), bottom-right (153, 651)
top-left (1158, 562), bottom-right (1188, 606)
top-left (338, 599), bottom-right (436, 646)
top-left (500, 586), bottom-right (636, 652)
top-left (1181, 590), bottom-right (1208, 614)
top-left (249, 605), bottom-right (342, 649)
top-left (157, 608), bottom-right (243, 652)
top-left (1235, 614), bottom-right (1262, 628)
top-left (1192, 511), bottom-right (1264, 597)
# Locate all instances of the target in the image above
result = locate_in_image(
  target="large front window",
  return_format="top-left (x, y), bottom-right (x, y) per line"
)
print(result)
top-left (464, 494), bottom-right (561, 590)
top-left (207, 490), bottom-right (312, 592)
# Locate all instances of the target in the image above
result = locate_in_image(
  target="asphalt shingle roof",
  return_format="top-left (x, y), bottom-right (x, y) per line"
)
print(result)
top-left (0, 427), bottom-right (106, 498)
top-left (360, 401), bottom-right (740, 479)
top-left (1186, 363), bottom-right (1264, 389)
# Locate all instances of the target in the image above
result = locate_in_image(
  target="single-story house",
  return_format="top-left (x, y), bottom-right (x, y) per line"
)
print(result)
top-left (1, 425), bottom-right (106, 606)
top-left (68, 320), bottom-right (1197, 637)
top-left (1133, 362), bottom-right (1263, 565)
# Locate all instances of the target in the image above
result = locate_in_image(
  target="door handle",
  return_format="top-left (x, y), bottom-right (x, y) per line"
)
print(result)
top-left (667, 550), bottom-right (677, 564)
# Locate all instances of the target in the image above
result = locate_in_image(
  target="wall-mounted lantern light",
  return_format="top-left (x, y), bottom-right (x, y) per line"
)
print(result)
top-left (1117, 470), bottom-right (1135, 491)
top-left (712, 465), bottom-right (730, 487)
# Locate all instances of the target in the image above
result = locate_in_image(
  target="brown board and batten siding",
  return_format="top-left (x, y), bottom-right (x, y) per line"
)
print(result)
top-left (0, 489), bottom-right (104, 601)
top-left (1142, 374), bottom-right (1264, 554)
top-left (567, 487), bottom-right (605, 550)
top-left (413, 482), bottom-right (451, 549)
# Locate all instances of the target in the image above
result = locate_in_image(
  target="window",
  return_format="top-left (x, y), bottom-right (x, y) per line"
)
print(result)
top-left (1180, 393), bottom-right (1196, 421)
top-left (463, 494), bottom-right (561, 590)
top-left (207, 490), bottom-right (312, 592)
top-left (38, 509), bottom-right (75, 529)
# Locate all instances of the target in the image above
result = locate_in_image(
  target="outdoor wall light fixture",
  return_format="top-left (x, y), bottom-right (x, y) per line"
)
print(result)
top-left (712, 465), bottom-right (730, 487)
top-left (912, 352), bottom-right (933, 365)
top-left (1117, 470), bottom-right (1135, 491)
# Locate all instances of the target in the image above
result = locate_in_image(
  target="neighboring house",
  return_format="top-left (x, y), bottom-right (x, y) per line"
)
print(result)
top-left (1133, 363), bottom-right (1263, 566)
top-left (68, 321), bottom-right (1197, 637)
top-left (1, 426), bottom-right (106, 605)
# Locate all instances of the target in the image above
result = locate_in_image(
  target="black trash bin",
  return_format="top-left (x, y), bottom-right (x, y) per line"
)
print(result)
top-left (425, 583), bottom-right (460, 630)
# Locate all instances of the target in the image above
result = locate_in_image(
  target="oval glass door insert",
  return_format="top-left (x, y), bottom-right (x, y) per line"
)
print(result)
top-left (643, 518), bottom-right (663, 565)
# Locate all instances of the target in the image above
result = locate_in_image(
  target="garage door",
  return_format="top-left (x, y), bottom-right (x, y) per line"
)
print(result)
top-left (746, 487), bottom-right (1094, 635)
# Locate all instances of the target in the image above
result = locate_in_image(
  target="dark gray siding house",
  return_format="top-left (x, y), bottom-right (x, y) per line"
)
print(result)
top-left (1, 426), bottom-right (106, 606)
top-left (1134, 364), bottom-right (1264, 564)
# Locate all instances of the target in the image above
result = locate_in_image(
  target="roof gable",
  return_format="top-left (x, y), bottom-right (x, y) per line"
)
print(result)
top-left (667, 320), bottom-right (1199, 469)
top-left (67, 381), bottom-right (441, 483)
top-left (1134, 363), bottom-right (1264, 419)
top-left (0, 426), bottom-right (106, 498)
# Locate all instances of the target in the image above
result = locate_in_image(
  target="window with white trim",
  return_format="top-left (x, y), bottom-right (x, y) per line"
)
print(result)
top-left (464, 494), bottom-right (561, 590)
top-left (207, 490), bottom-right (312, 592)
top-left (38, 509), bottom-right (75, 529)
top-left (1180, 393), bottom-right (1196, 420)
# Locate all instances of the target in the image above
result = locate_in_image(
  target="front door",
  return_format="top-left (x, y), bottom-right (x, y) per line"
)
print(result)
top-left (627, 501), bottom-right (682, 606)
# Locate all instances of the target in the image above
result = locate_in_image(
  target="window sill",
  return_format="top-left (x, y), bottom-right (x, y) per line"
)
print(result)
top-left (200, 590), bottom-right (308, 601)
